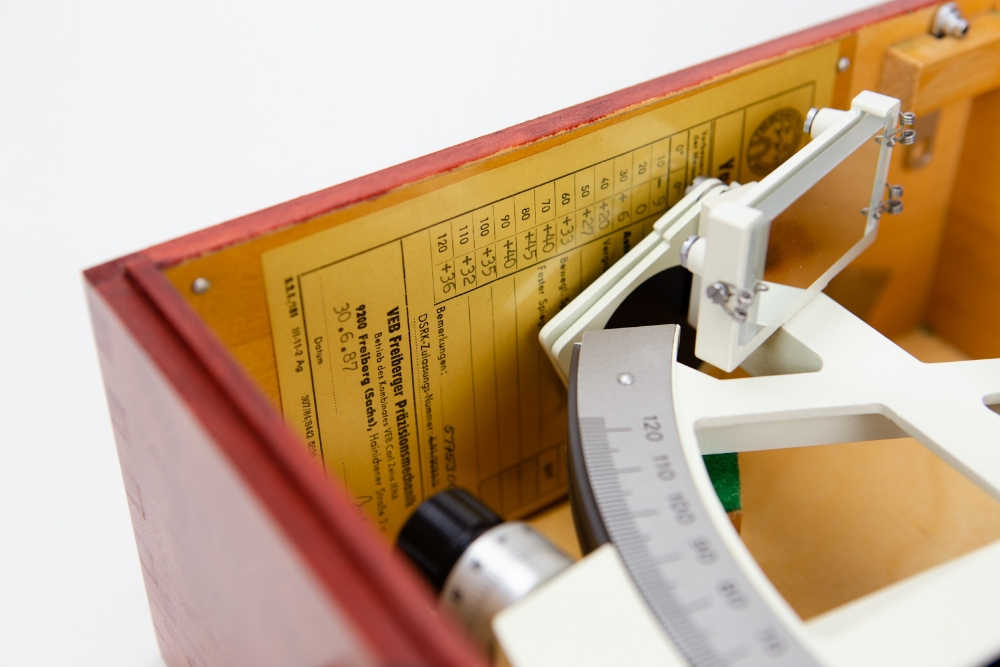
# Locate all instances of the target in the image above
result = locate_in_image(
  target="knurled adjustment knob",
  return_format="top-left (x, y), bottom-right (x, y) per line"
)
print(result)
top-left (396, 488), bottom-right (502, 591)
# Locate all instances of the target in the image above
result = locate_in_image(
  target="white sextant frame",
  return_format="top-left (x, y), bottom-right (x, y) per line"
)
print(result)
top-left (521, 91), bottom-right (1000, 666)
top-left (502, 295), bottom-right (1000, 667)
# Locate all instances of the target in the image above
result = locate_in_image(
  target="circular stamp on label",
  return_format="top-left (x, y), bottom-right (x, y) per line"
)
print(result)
top-left (747, 108), bottom-right (804, 176)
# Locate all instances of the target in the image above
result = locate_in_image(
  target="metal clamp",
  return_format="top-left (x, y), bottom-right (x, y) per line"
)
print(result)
top-left (876, 111), bottom-right (917, 147)
top-left (863, 183), bottom-right (906, 219)
top-left (706, 280), bottom-right (769, 323)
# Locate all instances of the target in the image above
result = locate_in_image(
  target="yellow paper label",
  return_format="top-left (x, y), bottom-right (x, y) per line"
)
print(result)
top-left (262, 44), bottom-right (838, 537)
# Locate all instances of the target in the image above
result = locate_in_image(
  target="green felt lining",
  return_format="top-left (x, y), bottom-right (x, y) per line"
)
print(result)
top-left (703, 453), bottom-right (741, 512)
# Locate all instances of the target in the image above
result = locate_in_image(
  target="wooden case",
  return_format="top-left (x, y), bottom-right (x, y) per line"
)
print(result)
top-left (85, 1), bottom-right (1000, 664)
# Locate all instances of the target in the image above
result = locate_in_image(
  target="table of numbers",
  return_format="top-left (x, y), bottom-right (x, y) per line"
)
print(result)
top-left (430, 122), bottom-right (713, 303)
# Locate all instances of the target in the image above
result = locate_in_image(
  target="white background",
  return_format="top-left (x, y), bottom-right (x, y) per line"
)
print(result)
top-left (0, 1), bottom-right (882, 664)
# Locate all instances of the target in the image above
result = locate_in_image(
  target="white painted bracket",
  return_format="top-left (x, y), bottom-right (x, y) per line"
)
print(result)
top-left (493, 545), bottom-right (687, 667)
top-left (539, 91), bottom-right (903, 378)
top-left (538, 178), bottom-right (727, 383)
top-left (693, 91), bottom-right (900, 371)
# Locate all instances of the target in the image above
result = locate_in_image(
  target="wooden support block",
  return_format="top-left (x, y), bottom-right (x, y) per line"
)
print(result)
top-left (823, 2), bottom-right (983, 337)
top-left (881, 11), bottom-right (1000, 113)
top-left (927, 87), bottom-right (1000, 358)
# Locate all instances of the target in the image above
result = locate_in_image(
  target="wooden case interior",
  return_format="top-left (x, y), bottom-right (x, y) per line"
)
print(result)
top-left (154, 1), bottom-right (1000, 623)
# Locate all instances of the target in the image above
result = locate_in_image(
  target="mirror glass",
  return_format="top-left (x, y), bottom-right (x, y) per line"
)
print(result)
top-left (746, 133), bottom-right (882, 338)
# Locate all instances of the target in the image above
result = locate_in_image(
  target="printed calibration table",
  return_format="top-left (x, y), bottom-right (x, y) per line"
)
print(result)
top-left (262, 74), bottom-right (825, 537)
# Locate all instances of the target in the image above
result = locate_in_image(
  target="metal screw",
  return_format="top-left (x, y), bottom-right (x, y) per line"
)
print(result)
top-left (191, 277), bottom-right (212, 295)
top-left (836, 56), bottom-right (851, 72)
top-left (679, 235), bottom-right (700, 269)
top-left (617, 373), bottom-right (634, 386)
top-left (706, 281), bottom-right (731, 305)
top-left (803, 107), bottom-right (819, 134)
top-left (932, 2), bottom-right (969, 38)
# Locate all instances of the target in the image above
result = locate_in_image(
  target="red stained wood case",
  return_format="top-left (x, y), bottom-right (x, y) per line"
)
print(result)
top-left (86, 1), bottom-right (1000, 664)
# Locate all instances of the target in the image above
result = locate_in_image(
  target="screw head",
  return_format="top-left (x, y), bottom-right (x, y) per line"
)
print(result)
top-left (679, 234), bottom-right (700, 269)
top-left (803, 107), bottom-right (820, 134)
top-left (617, 373), bottom-right (634, 386)
top-left (932, 2), bottom-right (969, 38)
top-left (836, 56), bottom-right (851, 72)
top-left (706, 282), bottom-right (730, 305)
top-left (191, 277), bottom-right (212, 295)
